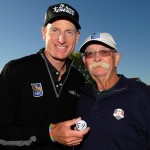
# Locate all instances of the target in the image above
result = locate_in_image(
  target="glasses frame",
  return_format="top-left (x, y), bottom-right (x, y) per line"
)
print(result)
top-left (83, 49), bottom-right (117, 59)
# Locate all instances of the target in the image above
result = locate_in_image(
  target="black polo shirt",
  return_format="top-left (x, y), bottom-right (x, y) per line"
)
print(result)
top-left (44, 54), bottom-right (69, 93)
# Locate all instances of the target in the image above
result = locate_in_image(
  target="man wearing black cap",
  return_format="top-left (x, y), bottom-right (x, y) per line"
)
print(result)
top-left (0, 3), bottom-right (89, 150)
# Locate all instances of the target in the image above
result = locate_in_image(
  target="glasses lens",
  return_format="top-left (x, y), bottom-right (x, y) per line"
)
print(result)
top-left (99, 50), bottom-right (112, 57)
top-left (84, 50), bottom-right (113, 58)
top-left (84, 51), bottom-right (95, 58)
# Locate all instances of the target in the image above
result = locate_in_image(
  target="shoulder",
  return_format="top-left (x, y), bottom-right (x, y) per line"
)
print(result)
top-left (67, 59), bottom-right (85, 80)
top-left (3, 54), bottom-right (37, 71)
top-left (70, 66), bottom-right (85, 84)
top-left (119, 74), bottom-right (149, 91)
top-left (80, 83), bottom-right (93, 94)
top-left (1, 51), bottom-right (44, 78)
top-left (126, 77), bottom-right (150, 97)
top-left (71, 66), bottom-right (83, 76)
top-left (3, 48), bottom-right (45, 71)
top-left (128, 78), bottom-right (149, 90)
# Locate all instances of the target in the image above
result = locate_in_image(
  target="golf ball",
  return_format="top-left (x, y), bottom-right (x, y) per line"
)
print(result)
top-left (76, 120), bottom-right (87, 131)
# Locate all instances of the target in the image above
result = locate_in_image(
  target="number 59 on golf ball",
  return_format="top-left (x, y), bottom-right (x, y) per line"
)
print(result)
top-left (76, 120), bottom-right (87, 131)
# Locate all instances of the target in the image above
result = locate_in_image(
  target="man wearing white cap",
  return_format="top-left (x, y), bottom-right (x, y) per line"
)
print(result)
top-left (75, 32), bottom-right (150, 150)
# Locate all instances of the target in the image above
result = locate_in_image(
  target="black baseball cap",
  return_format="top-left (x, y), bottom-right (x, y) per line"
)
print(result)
top-left (44, 3), bottom-right (81, 29)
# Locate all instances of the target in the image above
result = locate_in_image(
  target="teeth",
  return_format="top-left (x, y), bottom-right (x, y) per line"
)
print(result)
top-left (57, 46), bottom-right (66, 49)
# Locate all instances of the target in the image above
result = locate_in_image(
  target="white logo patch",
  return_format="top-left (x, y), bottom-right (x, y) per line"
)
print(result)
top-left (113, 108), bottom-right (124, 120)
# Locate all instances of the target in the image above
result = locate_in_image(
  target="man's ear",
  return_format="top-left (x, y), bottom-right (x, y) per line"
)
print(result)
top-left (41, 27), bottom-right (46, 41)
top-left (75, 31), bottom-right (80, 44)
top-left (82, 55), bottom-right (89, 69)
top-left (115, 53), bottom-right (121, 67)
top-left (82, 56), bottom-right (85, 64)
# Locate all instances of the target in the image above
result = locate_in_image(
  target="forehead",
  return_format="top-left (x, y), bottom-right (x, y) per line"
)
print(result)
top-left (48, 19), bottom-right (77, 30)
top-left (85, 43), bottom-right (111, 51)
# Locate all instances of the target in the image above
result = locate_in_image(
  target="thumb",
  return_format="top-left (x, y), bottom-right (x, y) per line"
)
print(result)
top-left (66, 117), bottom-right (81, 126)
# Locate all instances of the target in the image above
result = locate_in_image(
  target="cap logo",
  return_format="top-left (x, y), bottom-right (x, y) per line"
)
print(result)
top-left (91, 32), bottom-right (100, 39)
top-left (53, 4), bottom-right (75, 16)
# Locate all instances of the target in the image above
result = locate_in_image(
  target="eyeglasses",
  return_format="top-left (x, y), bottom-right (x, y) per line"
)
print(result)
top-left (49, 28), bottom-right (77, 38)
top-left (84, 49), bottom-right (117, 59)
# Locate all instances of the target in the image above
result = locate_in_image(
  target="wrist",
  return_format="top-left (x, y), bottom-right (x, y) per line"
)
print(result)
top-left (49, 123), bottom-right (55, 142)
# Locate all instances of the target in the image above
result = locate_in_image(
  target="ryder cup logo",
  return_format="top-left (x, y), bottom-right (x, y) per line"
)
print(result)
top-left (31, 83), bottom-right (43, 97)
top-left (113, 108), bottom-right (124, 120)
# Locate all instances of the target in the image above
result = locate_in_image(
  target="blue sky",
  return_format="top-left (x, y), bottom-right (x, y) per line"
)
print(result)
top-left (0, 0), bottom-right (150, 85)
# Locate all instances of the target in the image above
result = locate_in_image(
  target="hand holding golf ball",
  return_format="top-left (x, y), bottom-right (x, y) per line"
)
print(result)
top-left (76, 120), bottom-right (87, 131)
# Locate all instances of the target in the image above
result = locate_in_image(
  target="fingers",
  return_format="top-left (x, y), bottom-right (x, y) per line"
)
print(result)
top-left (79, 127), bottom-right (90, 135)
top-left (50, 118), bottom-right (90, 146)
top-left (65, 117), bottom-right (81, 127)
top-left (66, 138), bottom-right (83, 146)
top-left (52, 117), bottom-right (81, 130)
top-left (65, 127), bottom-right (90, 146)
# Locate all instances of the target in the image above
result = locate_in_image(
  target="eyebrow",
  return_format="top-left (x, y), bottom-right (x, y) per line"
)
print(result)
top-left (85, 48), bottom-right (112, 52)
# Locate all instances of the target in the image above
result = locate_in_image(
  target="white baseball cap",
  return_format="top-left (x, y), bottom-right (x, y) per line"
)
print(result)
top-left (79, 32), bottom-right (118, 53)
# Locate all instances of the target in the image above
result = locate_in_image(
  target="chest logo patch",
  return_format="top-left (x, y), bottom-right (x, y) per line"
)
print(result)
top-left (113, 108), bottom-right (124, 120)
top-left (31, 83), bottom-right (43, 97)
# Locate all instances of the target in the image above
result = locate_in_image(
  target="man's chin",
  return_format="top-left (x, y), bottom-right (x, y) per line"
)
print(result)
top-left (52, 55), bottom-right (66, 61)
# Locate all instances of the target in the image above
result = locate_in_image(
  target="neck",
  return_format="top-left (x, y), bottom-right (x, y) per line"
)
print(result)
top-left (44, 51), bottom-right (66, 81)
top-left (44, 50), bottom-right (66, 71)
top-left (95, 74), bottom-right (119, 92)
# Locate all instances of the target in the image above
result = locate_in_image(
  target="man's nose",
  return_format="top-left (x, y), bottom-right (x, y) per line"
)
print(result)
top-left (58, 32), bottom-right (65, 44)
top-left (94, 52), bottom-right (102, 61)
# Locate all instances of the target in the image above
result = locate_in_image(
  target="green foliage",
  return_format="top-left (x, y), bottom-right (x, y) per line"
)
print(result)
top-left (69, 52), bottom-right (94, 84)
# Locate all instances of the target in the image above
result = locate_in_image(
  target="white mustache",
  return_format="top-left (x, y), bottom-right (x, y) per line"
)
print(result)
top-left (89, 61), bottom-right (109, 70)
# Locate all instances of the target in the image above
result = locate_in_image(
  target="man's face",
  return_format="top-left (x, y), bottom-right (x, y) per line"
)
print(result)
top-left (42, 19), bottom-right (80, 61)
top-left (83, 44), bottom-right (120, 78)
